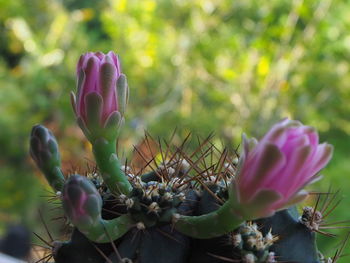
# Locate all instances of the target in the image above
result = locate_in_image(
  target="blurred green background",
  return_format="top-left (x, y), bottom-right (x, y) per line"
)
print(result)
top-left (0, 0), bottom-right (350, 260)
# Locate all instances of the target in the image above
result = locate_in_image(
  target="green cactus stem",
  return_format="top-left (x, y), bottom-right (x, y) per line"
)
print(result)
top-left (82, 214), bottom-right (133, 243)
top-left (62, 175), bottom-right (133, 243)
top-left (173, 182), bottom-right (281, 239)
top-left (173, 190), bottom-right (244, 239)
top-left (92, 138), bottom-right (132, 196)
top-left (30, 125), bottom-right (65, 192)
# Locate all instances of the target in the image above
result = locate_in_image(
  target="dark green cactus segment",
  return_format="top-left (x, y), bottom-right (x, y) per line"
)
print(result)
top-left (101, 193), bottom-right (127, 220)
top-left (256, 207), bottom-right (320, 263)
top-left (113, 229), bottom-right (142, 260)
top-left (139, 225), bottom-right (190, 263)
top-left (53, 229), bottom-right (115, 263)
top-left (197, 184), bottom-right (227, 214)
top-left (109, 225), bottom-right (190, 263)
top-left (188, 185), bottom-right (234, 263)
top-left (189, 237), bottom-right (234, 263)
top-left (30, 124), bottom-right (65, 191)
top-left (176, 188), bottom-right (199, 215)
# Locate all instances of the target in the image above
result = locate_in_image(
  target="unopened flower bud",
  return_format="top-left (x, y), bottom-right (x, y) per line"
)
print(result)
top-left (30, 125), bottom-right (64, 191)
top-left (72, 51), bottom-right (129, 140)
top-left (62, 175), bottom-right (102, 226)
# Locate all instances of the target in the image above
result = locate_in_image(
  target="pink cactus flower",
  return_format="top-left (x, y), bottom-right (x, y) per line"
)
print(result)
top-left (71, 51), bottom-right (128, 135)
top-left (234, 119), bottom-right (333, 218)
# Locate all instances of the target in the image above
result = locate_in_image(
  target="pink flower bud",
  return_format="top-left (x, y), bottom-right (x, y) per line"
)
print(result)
top-left (71, 51), bottom-right (128, 138)
top-left (62, 175), bottom-right (102, 226)
top-left (234, 119), bottom-right (333, 218)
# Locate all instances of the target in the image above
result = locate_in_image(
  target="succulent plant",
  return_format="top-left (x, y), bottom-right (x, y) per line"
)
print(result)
top-left (30, 51), bottom-right (349, 263)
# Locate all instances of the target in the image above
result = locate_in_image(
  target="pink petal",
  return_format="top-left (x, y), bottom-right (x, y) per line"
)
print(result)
top-left (280, 134), bottom-right (310, 160)
top-left (106, 51), bottom-right (122, 76)
top-left (76, 55), bottom-right (85, 75)
top-left (94, 51), bottom-right (105, 61)
top-left (284, 147), bottom-right (314, 196)
top-left (301, 126), bottom-right (318, 141)
top-left (99, 62), bottom-right (118, 121)
top-left (260, 119), bottom-right (301, 147)
top-left (238, 143), bottom-right (285, 202)
top-left (307, 143), bottom-right (333, 179)
top-left (289, 143), bottom-right (331, 192)
top-left (268, 145), bottom-right (312, 198)
top-left (260, 125), bottom-right (287, 148)
top-left (77, 56), bottom-right (100, 118)
top-left (76, 52), bottom-right (93, 74)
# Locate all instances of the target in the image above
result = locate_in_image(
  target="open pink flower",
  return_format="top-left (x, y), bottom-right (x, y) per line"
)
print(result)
top-left (71, 51), bottom-right (128, 138)
top-left (234, 119), bottom-right (333, 218)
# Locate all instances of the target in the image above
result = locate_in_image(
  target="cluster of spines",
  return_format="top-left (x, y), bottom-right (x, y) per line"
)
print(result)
top-left (118, 179), bottom-right (188, 227)
top-left (229, 222), bottom-right (277, 263)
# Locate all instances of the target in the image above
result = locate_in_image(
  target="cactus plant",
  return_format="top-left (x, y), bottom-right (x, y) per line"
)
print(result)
top-left (30, 51), bottom-right (349, 263)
